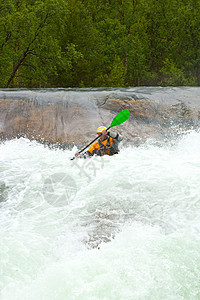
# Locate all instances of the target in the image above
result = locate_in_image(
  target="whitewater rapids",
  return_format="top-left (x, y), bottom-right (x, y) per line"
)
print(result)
top-left (0, 132), bottom-right (200, 299)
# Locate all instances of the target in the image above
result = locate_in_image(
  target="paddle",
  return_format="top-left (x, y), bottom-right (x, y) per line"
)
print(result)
top-left (70, 109), bottom-right (130, 160)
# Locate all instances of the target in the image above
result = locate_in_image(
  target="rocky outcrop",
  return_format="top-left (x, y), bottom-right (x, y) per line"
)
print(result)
top-left (1, 90), bottom-right (200, 147)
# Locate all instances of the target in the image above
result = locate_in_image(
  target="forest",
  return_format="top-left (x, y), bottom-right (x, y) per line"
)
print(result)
top-left (0, 0), bottom-right (200, 88)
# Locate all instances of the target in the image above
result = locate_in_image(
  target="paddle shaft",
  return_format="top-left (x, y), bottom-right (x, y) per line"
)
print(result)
top-left (70, 126), bottom-right (110, 160)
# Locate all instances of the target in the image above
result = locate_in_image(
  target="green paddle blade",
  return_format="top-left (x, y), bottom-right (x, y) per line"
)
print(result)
top-left (110, 109), bottom-right (130, 128)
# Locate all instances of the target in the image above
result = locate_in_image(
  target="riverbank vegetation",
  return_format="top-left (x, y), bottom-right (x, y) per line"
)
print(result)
top-left (0, 0), bottom-right (199, 88)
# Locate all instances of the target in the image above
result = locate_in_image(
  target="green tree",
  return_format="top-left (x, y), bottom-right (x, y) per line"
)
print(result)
top-left (1, 0), bottom-right (200, 87)
top-left (0, 0), bottom-right (82, 87)
top-left (169, 1), bottom-right (200, 85)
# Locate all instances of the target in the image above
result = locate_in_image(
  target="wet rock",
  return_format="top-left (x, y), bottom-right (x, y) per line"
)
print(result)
top-left (1, 93), bottom-right (200, 147)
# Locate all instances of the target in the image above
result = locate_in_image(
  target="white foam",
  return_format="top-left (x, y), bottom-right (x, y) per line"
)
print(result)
top-left (1, 133), bottom-right (200, 299)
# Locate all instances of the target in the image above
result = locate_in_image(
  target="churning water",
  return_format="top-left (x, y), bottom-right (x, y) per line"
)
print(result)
top-left (1, 131), bottom-right (200, 299)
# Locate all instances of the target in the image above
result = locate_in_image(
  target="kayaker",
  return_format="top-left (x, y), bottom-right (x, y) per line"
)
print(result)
top-left (75, 126), bottom-right (123, 158)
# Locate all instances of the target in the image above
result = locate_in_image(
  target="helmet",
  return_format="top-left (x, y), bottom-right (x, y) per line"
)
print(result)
top-left (96, 126), bottom-right (106, 133)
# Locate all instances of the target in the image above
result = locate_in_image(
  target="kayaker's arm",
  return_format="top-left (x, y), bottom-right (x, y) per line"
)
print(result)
top-left (75, 141), bottom-right (99, 158)
top-left (108, 131), bottom-right (123, 141)
top-left (75, 151), bottom-right (91, 159)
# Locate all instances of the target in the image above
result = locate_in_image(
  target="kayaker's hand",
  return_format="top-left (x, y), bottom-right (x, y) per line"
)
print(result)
top-left (75, 152), bottom-right (80, 157)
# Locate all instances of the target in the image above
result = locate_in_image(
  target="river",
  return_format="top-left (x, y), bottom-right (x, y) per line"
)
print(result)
top-left (0, 87), bottom-right (200, 299)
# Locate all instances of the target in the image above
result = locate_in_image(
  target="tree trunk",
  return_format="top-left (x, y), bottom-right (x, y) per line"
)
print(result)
top-left (4, 50), bottom-right (29, 88)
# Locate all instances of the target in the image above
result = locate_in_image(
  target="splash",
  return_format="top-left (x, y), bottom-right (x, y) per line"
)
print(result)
top-left (1, 131), bottom-right (200, 299)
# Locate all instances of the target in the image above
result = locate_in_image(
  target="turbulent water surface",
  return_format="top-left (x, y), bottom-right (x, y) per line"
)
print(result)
top-left (1, 128), bottom-right (200, 299)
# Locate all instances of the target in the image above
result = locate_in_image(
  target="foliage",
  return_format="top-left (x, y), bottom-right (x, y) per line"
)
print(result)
top-left (0, 0), bottom-right (200, 87)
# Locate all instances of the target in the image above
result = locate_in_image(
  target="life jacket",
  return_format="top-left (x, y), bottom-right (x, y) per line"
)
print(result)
top-left (97, 136), bottom-right (113, 156)
top-left (87, 136), bottom-right (115, 156)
